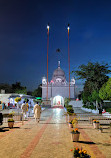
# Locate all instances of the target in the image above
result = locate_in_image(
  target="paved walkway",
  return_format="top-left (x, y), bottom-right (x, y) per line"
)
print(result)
top-left (0, 108), bottom-right (111, 158)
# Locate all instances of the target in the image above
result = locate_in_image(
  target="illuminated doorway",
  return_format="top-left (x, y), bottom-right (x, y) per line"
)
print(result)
top-left (53, 95), bottom-right (64, 107)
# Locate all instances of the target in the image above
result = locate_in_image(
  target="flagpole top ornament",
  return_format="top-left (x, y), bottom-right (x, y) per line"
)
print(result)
top-left (58, 61), bottom-right (60, 68)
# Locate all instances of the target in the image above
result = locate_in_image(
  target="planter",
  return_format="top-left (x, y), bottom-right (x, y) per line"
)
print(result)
top-left (93, 122), bottom-right (99, 129)
top-left (71, 133), bottom-right (80, 142)
top-left (8, 121), bottom-right (14, 128)
top-left (69, 123), bottom-right (73, 128)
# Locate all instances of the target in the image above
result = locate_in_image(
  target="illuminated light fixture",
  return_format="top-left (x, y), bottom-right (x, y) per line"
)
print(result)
top-left (47, 23), bottom-right (50, 30)
top-left (67, 23), bottom-right (70, 30)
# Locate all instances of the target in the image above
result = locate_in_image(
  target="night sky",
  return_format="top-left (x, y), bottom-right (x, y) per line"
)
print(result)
top-left (0, 0), bottom-right (111, 91)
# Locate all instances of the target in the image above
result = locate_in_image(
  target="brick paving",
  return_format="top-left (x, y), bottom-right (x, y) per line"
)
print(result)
top-left (0, 108), bottom-right (111, 158)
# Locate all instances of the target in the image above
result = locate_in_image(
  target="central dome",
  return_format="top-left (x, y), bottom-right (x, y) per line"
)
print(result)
top-left (51, 61), bottom-right (66, 83)
top-left (53, 67), bottom-right (65, 77)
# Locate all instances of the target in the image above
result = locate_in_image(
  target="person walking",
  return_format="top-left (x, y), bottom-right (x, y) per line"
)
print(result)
top-left (34, 102), bottom-right (41, 123)
top-left (21, 101), bottom-right (28, 119)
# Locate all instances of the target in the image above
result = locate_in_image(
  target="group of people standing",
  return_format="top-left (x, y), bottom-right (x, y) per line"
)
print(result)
top-left (21, 101), bottom-right (41, 123)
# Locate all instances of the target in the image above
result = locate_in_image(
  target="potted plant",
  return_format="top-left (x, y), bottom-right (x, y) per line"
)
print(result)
top-left (71, 128), bottom-right (80, 142)
top-left (71, 147), bottom-right (91, 158)
top-left (93, 120), bottom-right (100, 129)
top-left (69, 120), bottom-right (73, 128)
top-left (8, 118), bottom-right (14, 128)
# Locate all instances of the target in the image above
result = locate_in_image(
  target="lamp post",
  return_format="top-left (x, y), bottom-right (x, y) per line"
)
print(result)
top-left (67, 24), bottom-right (70, 99)
top-left (46, 23), bottom-right (49, 100)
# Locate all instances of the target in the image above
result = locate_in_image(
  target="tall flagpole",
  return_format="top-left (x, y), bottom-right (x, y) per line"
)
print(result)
top-left (67, 24), bottom-right (70, 99)
top-left (46, 23), bottom-right (49, 100)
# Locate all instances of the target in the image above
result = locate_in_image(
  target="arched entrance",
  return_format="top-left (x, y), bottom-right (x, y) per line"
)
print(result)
top-left (53, 95), bottom-right (64, 107)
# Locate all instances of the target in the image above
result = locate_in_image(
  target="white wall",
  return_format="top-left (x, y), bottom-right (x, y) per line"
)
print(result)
top-left (42, 85), bottom-right (74, 99)
top-left (69, 100), bottom-right (83, 108)
top-left (0, 94), bottom-right (11, 106)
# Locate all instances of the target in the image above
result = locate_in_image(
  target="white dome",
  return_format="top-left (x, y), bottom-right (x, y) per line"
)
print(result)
top-left (52, 66), bottom-right (66, 83)
top-left (53, 67), bottom-right (65, 77)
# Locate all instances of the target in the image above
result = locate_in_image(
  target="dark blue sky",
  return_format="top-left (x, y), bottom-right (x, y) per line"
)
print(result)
top-left (0, 0), bottom-right (111, 90)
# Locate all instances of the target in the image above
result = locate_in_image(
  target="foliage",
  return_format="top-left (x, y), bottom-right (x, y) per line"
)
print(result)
top-left (8, 111), bottom-right (15, 117)
top-left (15, 89), bottom-right (27, 94)
top-left (72, 62), bottom-right (110, 82)
top-left (0, 83), bottom-right (12, 93)
top-left (83, 104), bottom-right (96, 110)
top-left (105, 108), bottom-right (111, 113)
top-left (91, 90), bottom-right (101, 102)
top-left (72, 62), bottom-right (111, 105)
top-left (32, 84), bottom-right (42, 97)
top-left (99, 78), bottom-right (111, 100)
top-left (8, 118), bottom-right (14, 122)
top-left (64, 98), bottom-right (70, 107)
top-left (15, 97), bottom-right (21, 103)
top-left (82, 91), bottom-right (89, 104)
top-left (67, 107), bottom-right (74, 115)
top-left (71, 128), bottom-right (80, 134)
top-left (0, 82), bottom-right (27, 94)
top-left (12, 82), bottom-right (27, 94)
top-left (67, 105), bottom-right (73, 108)
top-left (70, 147), bottom-right (91, 158)
top-left (72, 117), bottom-right (78, 128)
top-left (99, 82), bottom-right (107, 100)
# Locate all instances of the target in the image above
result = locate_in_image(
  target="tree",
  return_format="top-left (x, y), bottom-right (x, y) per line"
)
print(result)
top-left (0, 83), bottom-right (12, 93)
top-left (32, 84), bottom-right (42, 97)
top-left (12, 82), bottom-right (27, 94)
top-left (99, 78), bottom-right (111, 100)
top-left (92, 90), bottom-right (101, 103)
top-left (72, 62), bottom-right (111, 105)
top-left (72, 62), bottom-right (110, 93)
top-left (15, 89), bottom-right (27, 94)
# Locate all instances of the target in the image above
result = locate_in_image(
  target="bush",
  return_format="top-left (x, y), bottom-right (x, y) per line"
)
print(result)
top-left (67, 107), bottom-right (74, 114)
top-left (106, 108), bottom-right (111, 113)
top-left (64, 98), bottom-right (70, 107)
top-left (68, 105), bottom-right (73, 108)
top-left (82, 104), bottom-right (96, 110)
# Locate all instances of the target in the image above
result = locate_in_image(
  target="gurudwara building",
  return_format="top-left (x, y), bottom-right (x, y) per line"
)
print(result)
top-left (42, 61), bottom-right (76, 107)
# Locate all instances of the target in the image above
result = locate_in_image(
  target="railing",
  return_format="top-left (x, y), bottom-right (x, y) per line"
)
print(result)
top-left (67, 113), bottom-right (111, 125)
top-left (3, 113), bottom-right (23, 123)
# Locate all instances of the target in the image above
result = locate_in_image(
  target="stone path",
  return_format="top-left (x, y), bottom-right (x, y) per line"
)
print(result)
top-left (0, 108), bottom-right (111, 158)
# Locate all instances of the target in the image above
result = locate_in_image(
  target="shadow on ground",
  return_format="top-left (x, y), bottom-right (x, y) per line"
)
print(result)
top-left (0, 128), bottom-right (9, 132)
top-left (96, 142), bottom-right (111, 146)
top-left (76, 141), bottom-right (95, 144)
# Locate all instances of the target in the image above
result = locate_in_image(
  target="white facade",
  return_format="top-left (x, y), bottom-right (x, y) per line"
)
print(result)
top-left (42, 62), bottom-right (75, 100)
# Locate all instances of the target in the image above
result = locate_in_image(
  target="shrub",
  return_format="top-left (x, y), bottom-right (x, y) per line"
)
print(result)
top-left (106, 108), bottom-right (111, 113)
top-left (67, 107), bottom-right (74, 114)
